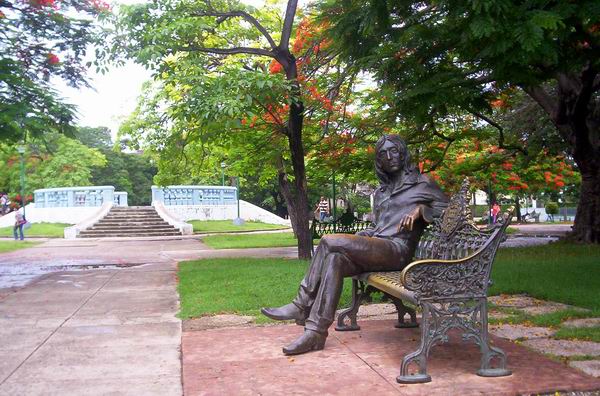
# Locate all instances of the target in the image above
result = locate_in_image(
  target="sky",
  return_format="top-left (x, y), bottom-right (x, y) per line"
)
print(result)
top-left (55, 0), bottom-right (271, 141)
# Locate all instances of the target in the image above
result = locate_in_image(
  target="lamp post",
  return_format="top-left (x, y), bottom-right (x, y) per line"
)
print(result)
top-left (220, 162), bottom-right (226, 186)
top-left (16, 143), bottom-right (26, 218)
top-left (332, 170), bottom-right (337, 233)
top-left (233, 176), bottom-right (245, 226)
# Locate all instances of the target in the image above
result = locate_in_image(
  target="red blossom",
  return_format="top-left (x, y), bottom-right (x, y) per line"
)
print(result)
top-left (490, 99), bottom-right (505, 108)
top-left (30, 0), bottom-right (55, 7)
top-left (269, 60), bottom-right (282, 74)
top-left (501, 162), bottom-right (513, 170)
top-left (47, 53), bottom-right (60, 65)
top-left (90, 0), bottom-right (110, 12)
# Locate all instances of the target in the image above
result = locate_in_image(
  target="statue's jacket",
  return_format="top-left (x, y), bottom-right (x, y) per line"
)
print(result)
top-left (368, 169), bottom-right (449, 258)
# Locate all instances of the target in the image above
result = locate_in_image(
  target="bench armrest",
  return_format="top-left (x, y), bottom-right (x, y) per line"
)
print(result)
top-left (400, 248), bottom-right (493, 300)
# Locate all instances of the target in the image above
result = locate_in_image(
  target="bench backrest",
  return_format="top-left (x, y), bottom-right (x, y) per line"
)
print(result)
top-left (415, 179), bottom-right (508, 261)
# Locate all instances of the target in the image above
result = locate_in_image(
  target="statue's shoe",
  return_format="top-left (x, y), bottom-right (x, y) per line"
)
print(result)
top-left (283, 330), bottom-right (326, 355)
top-left (261, 303), bottom-right (307, 325)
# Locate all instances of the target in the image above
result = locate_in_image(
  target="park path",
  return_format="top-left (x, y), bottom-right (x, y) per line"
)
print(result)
top-left (0, 236), bottom-right (298, 395)
top-left (0, 232), bottom-right (575, 395)
top-left (0, 237), bottom-right (201, 395)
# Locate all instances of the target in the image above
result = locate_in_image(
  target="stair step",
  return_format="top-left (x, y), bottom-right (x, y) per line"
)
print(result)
top-left (78, 206), bottom-right (183, 238)
top-left (89, 226), bottom-right (176, 231)
top-left (96, 219), bottom-right (168, 224)
top-left (105, 215), bottom-right (162, 220)
top-left (79, 232), bottom-right (182, 237)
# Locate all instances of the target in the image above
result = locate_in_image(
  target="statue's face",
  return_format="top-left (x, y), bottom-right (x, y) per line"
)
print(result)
top-left (377, 139), bottom-right (404, 174)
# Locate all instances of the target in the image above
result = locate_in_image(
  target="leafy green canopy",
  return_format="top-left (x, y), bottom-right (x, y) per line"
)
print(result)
top-left (0, 134), bottom-right (106, 195)
top-left (0, 0), bottom-right (108, 141)
top-left (320, 0), bottom-right (599, 121)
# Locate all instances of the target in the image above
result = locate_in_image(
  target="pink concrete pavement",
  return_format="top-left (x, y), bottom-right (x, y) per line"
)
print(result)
top-left (183, 320), bottom-right (600, 396)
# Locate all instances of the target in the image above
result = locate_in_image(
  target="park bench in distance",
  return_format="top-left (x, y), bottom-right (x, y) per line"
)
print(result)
top-left (311, 211), bottom-right (373, 239)
top-left (335, 179), bottom-right (513, 384)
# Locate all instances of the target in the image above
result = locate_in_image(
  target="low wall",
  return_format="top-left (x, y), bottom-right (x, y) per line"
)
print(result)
top-left (0, 204), bottom-right (100, 228)
top-left (64, 202), bottom-right (113, 239)
top-left (153, 201), bottom-right (193, 235)
top-left (163, 200), bottom-right (290, 226)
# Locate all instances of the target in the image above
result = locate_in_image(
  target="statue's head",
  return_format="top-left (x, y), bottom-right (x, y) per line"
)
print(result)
top-left (374, 134), bottom-right (416, 187)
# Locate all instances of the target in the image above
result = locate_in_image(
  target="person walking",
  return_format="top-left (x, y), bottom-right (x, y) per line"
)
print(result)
top-left (316, 196), bottom-right (330, 221)
top-left (491, 202), bottom-right (501, 224)
top-left (0, 194), bottom-right (8, 215)
top-left (14, 210), bottom-right (26, 240)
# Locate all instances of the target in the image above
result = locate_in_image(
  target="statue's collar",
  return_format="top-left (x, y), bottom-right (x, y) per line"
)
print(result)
top-left (389, 169), bottom-right (421, 195)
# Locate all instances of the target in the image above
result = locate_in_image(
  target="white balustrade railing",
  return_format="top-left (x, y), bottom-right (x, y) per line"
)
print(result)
top-left (151, 185), bottom-right (237, 206)
top-left (114, 192), bottom-right (128, 207)
top-left (34, 186), bottom-right (116, 208)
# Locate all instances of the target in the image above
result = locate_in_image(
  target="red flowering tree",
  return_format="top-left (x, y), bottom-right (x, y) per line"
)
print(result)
top-left (114, 2), bottom-right (364, 258)
top-left (0, 0), bottom-right (108, 141)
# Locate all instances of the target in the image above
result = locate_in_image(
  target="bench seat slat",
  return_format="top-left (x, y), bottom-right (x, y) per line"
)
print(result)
top-left (365, 272), bottom-right (418, 305)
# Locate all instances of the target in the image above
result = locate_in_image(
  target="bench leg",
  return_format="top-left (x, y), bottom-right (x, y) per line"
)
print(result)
top-left (476, 300), bottom-right (512, 377)
top-left (397, 302), bottom-right (433, 383)
top-left (335, 279), bottom-right (365, 331)
top-left (390, 297), bottom-right (418, 328)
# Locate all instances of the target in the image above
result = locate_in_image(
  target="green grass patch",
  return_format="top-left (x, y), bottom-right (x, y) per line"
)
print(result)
top-left (202, 232), bottom-right (310, 249)
top-left (177, 257), bottom-right (353, 320)
top-left (0, 241), bottom-right (40, 253)
top-left (488, 306), bottom-right (529, 325)
top-left (554, 326), bottom-right (600, 343)
top-left (491, 242), bottom-right (600, 310)
top-left (189, 220), bottom-right (289, 234)
top-left (0, 222), bottom-right (68, 238)
top-left (529, 309), bottom-right (598, 327)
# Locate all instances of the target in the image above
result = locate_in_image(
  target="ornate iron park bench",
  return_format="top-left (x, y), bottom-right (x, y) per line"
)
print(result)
top-left (311, 212), bottom-right (373, 239)
top-left (335, 179), bottom-right (512, 384)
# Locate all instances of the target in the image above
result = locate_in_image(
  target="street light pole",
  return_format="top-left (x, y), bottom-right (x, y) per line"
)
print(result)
top-left (221, 162), bottom-right (226, 186)
top-left (16, 143), bottom-right (26, 218)
top-left (332, 170), bottom-right (337, 233)
top-left (233, 176), bottom-right (245, 226)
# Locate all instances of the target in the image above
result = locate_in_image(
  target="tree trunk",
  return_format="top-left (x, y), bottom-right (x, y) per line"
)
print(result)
top-left (570, 166), bottom-right (600, 243)
top-left (524, 67), bottom-right (599, 243)
top-left (270, 49), bottom-right (313, 259)
top-left (515, 197), bottom-right (522, 223)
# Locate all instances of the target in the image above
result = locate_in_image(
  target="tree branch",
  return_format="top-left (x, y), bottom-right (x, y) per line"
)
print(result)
top-left (522, 85), bottom-right (558, 120)
top-left (279, 0), bottom-right (298, 50)
top-left (191, 10), bottom-right (277, 50)
top-left (179, 44), bottom-right (273, 58)
top-left (593, 75), bottom-right (600, 92)
top-left (468, 110), bottom-right (527, 155)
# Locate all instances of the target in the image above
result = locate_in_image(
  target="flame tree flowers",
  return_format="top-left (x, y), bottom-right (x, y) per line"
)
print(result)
top-left (112, 1), bottom-right (364, 259)
top-left (322, 0), bottom-right (600, 243)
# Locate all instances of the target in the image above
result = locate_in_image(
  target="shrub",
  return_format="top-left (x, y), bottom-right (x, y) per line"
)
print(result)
top-left (545, 202), bottom-right (559, 215)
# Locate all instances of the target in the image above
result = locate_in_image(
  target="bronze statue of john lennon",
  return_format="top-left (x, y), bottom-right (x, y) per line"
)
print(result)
top-left (261, 134), bottom-right (449, 355)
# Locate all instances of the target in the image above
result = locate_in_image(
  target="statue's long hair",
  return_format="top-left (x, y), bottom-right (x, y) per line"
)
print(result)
top-left (375, 134), bottom-right (418, 191)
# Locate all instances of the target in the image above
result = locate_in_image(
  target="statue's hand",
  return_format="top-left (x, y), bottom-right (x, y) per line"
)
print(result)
top-left (398, 205), bottom-right (422, 232)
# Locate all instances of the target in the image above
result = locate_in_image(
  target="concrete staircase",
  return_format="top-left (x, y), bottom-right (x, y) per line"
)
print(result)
top-left (78, 206), bottom-right (182, 238)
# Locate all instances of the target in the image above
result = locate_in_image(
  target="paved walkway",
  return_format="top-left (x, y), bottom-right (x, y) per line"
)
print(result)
top-left (0, 238), bottom-right (205, 395)
top-left (2, 236), bottom-right (599, 395)
top-left (183, 320), bottom-right (600, 396)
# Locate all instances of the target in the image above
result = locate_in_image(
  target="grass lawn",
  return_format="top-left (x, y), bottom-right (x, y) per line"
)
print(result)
top-left (0, 240), bottom-right (40, 253)
top-left (491, 242), bottom-right (600, 310)
top-left (189, 220), bottom-right (289, 234)
top-left (179, 242), bottom-right (600, 329)
top-left (178, 257), bottom-right (355, 321)
top-left (202, 232), bottom-right (308, 249)
top-left (0, 222), bottom-right (68, 238)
